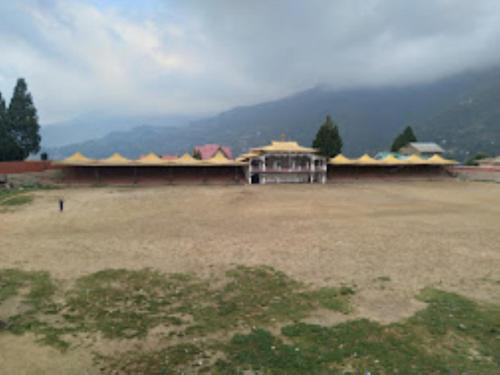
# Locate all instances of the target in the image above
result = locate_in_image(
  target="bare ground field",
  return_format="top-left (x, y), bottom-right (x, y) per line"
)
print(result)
top-left (1, 180), bottom-right (500, 373)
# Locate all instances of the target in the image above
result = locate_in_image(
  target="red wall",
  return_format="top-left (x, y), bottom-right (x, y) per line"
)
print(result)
top-left (0, 161), bottom-right (59, 174)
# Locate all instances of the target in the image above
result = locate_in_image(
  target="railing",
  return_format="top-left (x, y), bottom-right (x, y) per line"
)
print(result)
top-left (251, 167), bottom-right (326, 173)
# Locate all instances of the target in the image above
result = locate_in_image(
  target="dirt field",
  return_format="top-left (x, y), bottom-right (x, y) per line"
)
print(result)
top-left (1, 180), bottom-right (500, 373)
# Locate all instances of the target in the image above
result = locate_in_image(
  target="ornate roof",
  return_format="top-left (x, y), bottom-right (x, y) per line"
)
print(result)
top-left (251, 141), bottom-right (318, 154)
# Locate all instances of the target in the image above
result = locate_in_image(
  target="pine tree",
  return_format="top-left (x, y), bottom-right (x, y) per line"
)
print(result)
top-left (390, 126), bottom-right (417, 152)
top-left (312, 115), bottom-right (343, 158)
top-left (7, 78), bottom-right (41, 160)
top-left (0, 91), bottom-right (19, 161)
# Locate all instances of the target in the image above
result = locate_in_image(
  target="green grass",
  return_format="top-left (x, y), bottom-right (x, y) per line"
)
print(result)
top-left (95, 343), bottom-right (203, 374)
top-left (216, 288), bottom-right (500, 374)
top-left (63, 268), bottom-right (205, 339)
top-left (1, 266), bottom-right (499, 373)
top-left (0, 183), bottom-right (58, 208)
top-left (0, 194), bottom-right (33, 206)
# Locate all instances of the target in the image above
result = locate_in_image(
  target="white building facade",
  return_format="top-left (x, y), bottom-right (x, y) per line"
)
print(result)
top-left (239, 141), bottom-right (327, 184)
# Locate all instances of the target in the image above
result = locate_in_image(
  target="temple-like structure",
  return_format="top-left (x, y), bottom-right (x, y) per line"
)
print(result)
top-left (238, 141), bottom-right (327, 184)
top-left (57, 138), bottom-right (457, 185)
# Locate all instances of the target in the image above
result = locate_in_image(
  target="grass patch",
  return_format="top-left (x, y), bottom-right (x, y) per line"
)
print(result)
top-left (218, 288), bottom-right (500, 374)
top-left (0, 269), bottom-right (67, 348)
top-left (95, 343), bottom-right (204, 374)
top-left (5, 267), bottom-right (498, 373)
top-left (0, 194), bottom-right (33, 206)
top-left (304, 286), bottom-right (355, 313)
top-left (0, 183), bottom-right (58, 207)
top-left (63, 268), bottom-right (205, 339)
top-left (185, 266), bottom-right (354, 334)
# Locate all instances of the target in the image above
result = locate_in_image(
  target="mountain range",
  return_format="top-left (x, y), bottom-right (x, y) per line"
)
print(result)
top-left (43, 66), bottom-right (500, 161)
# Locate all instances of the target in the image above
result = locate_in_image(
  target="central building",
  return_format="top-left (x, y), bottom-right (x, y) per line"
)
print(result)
top-left (238, 141), bottom-right (327, 184)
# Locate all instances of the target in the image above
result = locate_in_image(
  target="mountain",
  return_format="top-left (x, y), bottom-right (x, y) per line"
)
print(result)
top-left (41, 113), bottom-right (199, 148)
top-left (46, 67), bottom-right (500, 160)
top-left (417, 74), bottom-right (500, 160)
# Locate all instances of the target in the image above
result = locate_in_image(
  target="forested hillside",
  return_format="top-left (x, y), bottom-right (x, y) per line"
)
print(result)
top-left (46, 67), bottom-right (500, 160)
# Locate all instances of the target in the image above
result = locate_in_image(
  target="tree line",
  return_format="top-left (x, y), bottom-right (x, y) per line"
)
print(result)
top-left (311, 115), bottom-right (417, 158)
top-left (0, 78), bottom-right (41, 161)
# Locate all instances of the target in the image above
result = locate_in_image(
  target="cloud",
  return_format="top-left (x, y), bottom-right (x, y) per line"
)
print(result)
top-left (1, 0), bottom-right (500, 124)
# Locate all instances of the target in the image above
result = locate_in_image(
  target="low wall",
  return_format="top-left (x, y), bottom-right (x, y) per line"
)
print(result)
top-left (0, 161), bottom-right (58, 174)
top-left (327, 165), bottom-right (452, 181)
top-left (61, 166), bottom-right (247, 185)
top-left (451, 166), bottom-right (500, 182)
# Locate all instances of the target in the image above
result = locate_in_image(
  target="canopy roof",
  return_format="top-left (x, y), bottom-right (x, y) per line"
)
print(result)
top-left (355, 154), bottom-right (380, 165)
top-left (329, 154), bottom-right (354, 165)
top-left (380, 154), bottom-right (406, 165)
top-left (427, 154), bottom-right (457, 165)
top-left (137, 153), bottom-right (164, 165)
top-left (60, 152), bottom-right (95, 165)
top-left (251, 141), bottom-right (317, 154)
top-left (174, 153), bottom-right (201, 165)
top-left (206, 149), bottom-right (233, 165)
top-left (100, 153), bottom-right (132, 165)
top-left (405, 154), bottom-right (428, 165)
top-left (59, 147), bottom-right (455, 167)
top-left (327, 153), bottom-right (456, 166)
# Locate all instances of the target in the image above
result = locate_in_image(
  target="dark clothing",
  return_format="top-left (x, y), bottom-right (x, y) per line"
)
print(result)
top-left (59, 199), bottom-right (64, 212)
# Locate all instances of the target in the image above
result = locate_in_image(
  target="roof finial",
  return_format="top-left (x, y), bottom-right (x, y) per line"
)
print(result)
top-left (280, 133), bottom-right (287, 141)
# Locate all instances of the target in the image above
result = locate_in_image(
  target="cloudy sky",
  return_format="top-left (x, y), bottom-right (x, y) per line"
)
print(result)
top-left (1, 0), bottom-right (500, 124)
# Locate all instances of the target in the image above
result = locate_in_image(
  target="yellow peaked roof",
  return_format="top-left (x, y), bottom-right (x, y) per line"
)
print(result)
top-left (175, 153), bottom-right (201, 164)
top-left (253, 141), bottom-right (317, 154)
top-left (427, 154), bottom-right (457, 165)
top-left (206, 149), bottom-right (231, 164)
top-left (62, 152), bottom-right (94, 164)
top-left (381, 154), bottom-right (406, 165)
top-left (329, 154), bottom-right (354, 165)
top-left (355, 154), bottom-right (379, 165)
top-left (137, 153), bottom-right (163, 164)
top-left (405, 154), bottom-right (427, 164)
top-left (100, 153), bottom-right (132, 164)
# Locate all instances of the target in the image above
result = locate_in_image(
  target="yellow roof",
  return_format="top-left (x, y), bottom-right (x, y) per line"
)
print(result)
top-left (236, 151), bottom-right (259, 162)
top-left (355, 154), bottom-right (380, 165)
top-left (61, 152), bottom-right (95, 164)
top-left (137, 153), bottom-right (164, 165)
top-left (99, 153), bottom-right (133, 165)
top-left (206, 149), bottom-right (232, 165)
top-left (381, 154), bottom-right (406, 165)
top-left (404, 154), bottom-right (427, 165)
top-left (173, 153), bottom-right (202, 165)
top-left (329, 154), bottom-right (354, 165)
top-left (426, 154), bottom-right (457, 165)
top-left (252, 141), bottom-right (317, 154)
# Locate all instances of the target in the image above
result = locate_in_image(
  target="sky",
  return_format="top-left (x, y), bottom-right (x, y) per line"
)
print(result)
top-left (1, 0), bottom-right (500, 125)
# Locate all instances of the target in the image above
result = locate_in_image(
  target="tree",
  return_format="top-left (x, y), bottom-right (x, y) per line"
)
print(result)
top-left (465, 152), bottom-right (489, 166)
top-left (6, 78), bottom-right (41, 160)
top-left (391, 126), bottom-right (417, 152)
top-left (192, 149), bottom-right (202, 160)
top-left (312, 115), bottom-right (343, 158)
top-left (0, 91), bottom-right (21, 161)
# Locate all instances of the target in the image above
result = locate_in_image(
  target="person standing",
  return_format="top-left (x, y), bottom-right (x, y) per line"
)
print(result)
top-left (59, 198), bottom-right (64, 212)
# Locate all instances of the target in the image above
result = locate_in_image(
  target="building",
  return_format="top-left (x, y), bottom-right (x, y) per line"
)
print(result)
top-left (193, 144), bottom-right (233, 160)
top-left (477, 156), bottom-right (500, 167)
top-left (238, 141), bottom-right (327, 184)
top-left (57, 138), bottom-right (458, 185)
top-left (399, 142), bottom-right (445, 158)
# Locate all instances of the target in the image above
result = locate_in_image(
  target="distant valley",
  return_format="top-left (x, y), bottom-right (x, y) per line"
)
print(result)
top-left (43, 67), bottom-right (500, 161)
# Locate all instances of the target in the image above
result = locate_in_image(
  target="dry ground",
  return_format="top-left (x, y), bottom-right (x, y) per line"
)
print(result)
top-left (1, 180), bottom-right (500, 372)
